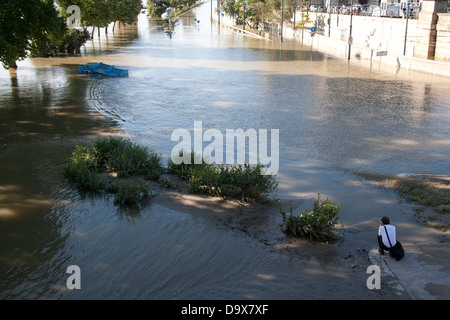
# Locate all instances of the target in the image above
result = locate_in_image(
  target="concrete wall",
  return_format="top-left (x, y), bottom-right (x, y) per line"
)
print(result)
top-left (296, 7), bottom-right (450, 61)
top-left (213, 7), bottom-right (450, 77)
top-left (301, 13), bottom-right (418, 56)
top-left (435, 13), bottom-right (450, 61)
top-left (287, 25), bottom-right (450, 77)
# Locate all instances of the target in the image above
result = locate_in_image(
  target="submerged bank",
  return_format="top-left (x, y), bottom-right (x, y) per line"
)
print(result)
top-left (354, 171), bottom-right (450, 232)
top-left (213, 12), bottom-right (450, 79)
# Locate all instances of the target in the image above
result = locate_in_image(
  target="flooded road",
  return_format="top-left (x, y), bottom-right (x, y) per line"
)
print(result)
top-left (0, 3), bottom-right (449, 299)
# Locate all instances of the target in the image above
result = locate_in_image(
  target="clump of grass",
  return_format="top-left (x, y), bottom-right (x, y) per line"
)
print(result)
top-left (92, 136), bottom-right (163, 179)
top-left (114, 181), bottom-right (151, 206)
top-left (168, 151), bottom-right (278, 203)
top-left (356, 172), bottom-right (450, 214)
top-left (66, 137), bottom-right (163, 206)
top-left (279, 194), bottom-right (341, 243)
top-left (65, 145), bottom-right (104, 191)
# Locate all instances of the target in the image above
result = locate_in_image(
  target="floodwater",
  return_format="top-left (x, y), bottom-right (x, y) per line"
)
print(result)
top-left (0, 3), bottom-right (449, 299)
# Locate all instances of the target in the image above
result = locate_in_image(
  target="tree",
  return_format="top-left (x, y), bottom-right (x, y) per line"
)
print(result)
top-left (110, 0), bottom-right (143, 27)
top-left (147, 1), bottom-right (168, 17)
top-left (29, 28), bottom-right (91, 57)
top-left (221, 0), bottom-right (293, 30)
top-left (0, 0), bottom-right (67, 69)
top-left (147, 0), bottom-right (198, 18)
top-left (56, 0), bottom-right (142, 36)
top-left (222, 0), bottom-right (239, 17)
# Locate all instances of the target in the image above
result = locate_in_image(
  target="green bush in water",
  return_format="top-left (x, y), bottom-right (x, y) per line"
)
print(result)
top-left (168, 151), bottom-right (278, 203)
top-left (114, 181), bottom-right (151, 206)
top-left (92, 136), bottom-right (163, 179)
top-left (65, 145), bottom-right (103, 191)
top-left (66, 137), bottom-right (163, 206)
top-left (280, 194), bottom-right (341, 243)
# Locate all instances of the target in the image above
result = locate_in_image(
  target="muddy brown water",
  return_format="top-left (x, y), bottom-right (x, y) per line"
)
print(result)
top-left (0, 3), bottom-right (449, 299)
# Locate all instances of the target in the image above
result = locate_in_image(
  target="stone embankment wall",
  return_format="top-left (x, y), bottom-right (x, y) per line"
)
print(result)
top-left (435, 13), bottom-right (450, 61)
top-left (303, 13), bottom-right (418, 57)
top-left (213, 1), bottom-right (450, 77)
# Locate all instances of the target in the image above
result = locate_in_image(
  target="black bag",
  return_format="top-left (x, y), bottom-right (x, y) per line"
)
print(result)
top-left (390, 241), bottom-right (405, 261)
top-left (384, 226), bottom-right (404, 261)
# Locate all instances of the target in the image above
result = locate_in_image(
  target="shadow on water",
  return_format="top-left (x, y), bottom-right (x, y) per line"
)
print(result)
top-left (0, 62), bottom-right (122, 299)
top-left (0, 66), bottom-right (120, 142)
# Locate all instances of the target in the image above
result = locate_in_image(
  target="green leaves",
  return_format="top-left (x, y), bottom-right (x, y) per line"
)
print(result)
top-left (92, 136), bottom-right (163, 179)
top-left (280, 194), bottom-right (341, 242)
top-left (222, 0), bottom-right (294, 28)
top-left (66, 137), bottom-right (163, 206)
top-left (56, 0), bottom-right (143, 28)
top-left (114, 181), bottom-right (151, 206)
top-left (66, 145), bottom-right (103, 191)
top-left (0, 0), bottom-right (66, 68)
top-left (66, 139), bottom-right (279, 206)
top-left (168, 151), bottom-right (278, 203)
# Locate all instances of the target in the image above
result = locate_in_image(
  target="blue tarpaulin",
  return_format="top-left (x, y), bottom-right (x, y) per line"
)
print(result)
top-left (78, 62), bottom-right (128, 77)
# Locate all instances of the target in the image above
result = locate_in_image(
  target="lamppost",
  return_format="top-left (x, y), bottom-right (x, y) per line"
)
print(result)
top-left (166, 7), bottom-right (172, 39)
top-left (217, 0), bottom-right (220, 23)
top-left (348, 0), bottom-right (353, 60)
top-left (243, 0), bottom-right (246, 30)
top-left (328, 0), bottom-right (331, 37)
top-left (403, 0), bottom-right (410, 55)
top-left (293, 0), bottom-right (296, 28)
top-left (281, 0), bottom-right (284, 41)
top-left (337, 0), bottom-right (340, 26)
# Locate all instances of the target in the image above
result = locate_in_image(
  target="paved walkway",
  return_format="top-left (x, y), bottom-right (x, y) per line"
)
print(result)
top-left (369, 243), bottom-right (450, 299)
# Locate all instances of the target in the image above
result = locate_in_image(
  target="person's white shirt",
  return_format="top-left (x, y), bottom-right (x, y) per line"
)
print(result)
top-left (378, 224), bottom-right (397, 248)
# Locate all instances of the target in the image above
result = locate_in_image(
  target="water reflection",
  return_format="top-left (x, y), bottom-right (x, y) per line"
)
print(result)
top-left (0, 58), bottom-right (120, 299)
top-left (97, 62), bottom-right (449, 175)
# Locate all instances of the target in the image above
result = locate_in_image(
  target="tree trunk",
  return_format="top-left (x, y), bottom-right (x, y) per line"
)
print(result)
top-left (92, 26), bottom-right (95, 39)
top-left (9, 61), bottom-right (18, 69)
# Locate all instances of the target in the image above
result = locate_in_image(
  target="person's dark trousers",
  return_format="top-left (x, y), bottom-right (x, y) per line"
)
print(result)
top-left (378, 235), bottom-right (390, 254)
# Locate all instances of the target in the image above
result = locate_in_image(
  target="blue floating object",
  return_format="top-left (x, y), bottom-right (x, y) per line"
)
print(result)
top-left (78, 62), bottom-right (128, 77)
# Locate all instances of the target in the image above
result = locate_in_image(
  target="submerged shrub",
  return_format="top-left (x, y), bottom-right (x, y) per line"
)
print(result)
top-left (113, 181), bottom-right (151, 206)
top-left (66, 137), bottom-right (162, 206)
top-left (65, 146), bottom-right (103, 191)
top-left (92, 136), bottom-right (127, 167)
top-left (167, 151), bottom-right (207, 178)
top-left (168, 151), bottom-right (278, 203)
top-left (93, 136), bottom-right (163, 179)
top-left (280, 194), bottom-right (341, 243)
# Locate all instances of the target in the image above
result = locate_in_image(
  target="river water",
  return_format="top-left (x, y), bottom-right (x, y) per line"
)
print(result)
top-left (0, 3), bottom-right (449, 299)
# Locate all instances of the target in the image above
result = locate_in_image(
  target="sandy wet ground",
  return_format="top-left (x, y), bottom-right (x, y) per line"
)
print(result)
top-left (146, 173), bottom-right (439, 300)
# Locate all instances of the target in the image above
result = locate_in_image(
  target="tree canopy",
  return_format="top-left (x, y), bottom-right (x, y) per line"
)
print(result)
top-left (56, 0), bottom-right (143, 30)
top-left (0, 0), bottom-right (67, 68)
top-left (147, 0), bottom-right (199, 17)
top-left (0, 0), bottom-right (143, 69)
top-left (222, 0), bottom-right (295, 30)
